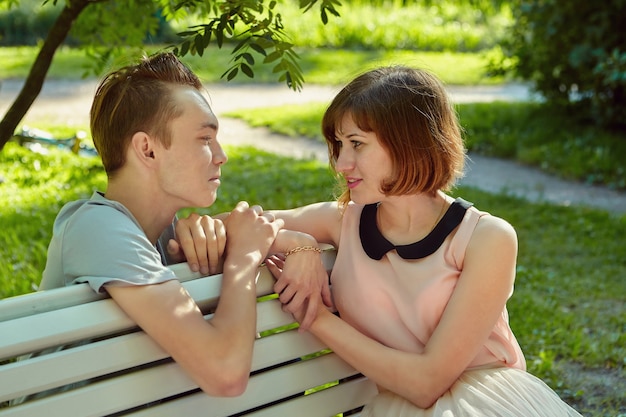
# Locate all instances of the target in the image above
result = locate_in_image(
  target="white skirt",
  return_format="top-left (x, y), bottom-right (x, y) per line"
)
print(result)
top-left (360, 366), bottom-right (583, 417)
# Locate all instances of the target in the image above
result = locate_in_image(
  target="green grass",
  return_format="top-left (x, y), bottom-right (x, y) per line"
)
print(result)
top-left (0, 46), bottom-right (93, 79)
top-left (288, 49), bottom-right (505, 86)
top-left (460, 102), bottom-right (626, 189)
top-left (0, 45), bottom-right (504, 86)
top-left (0, 141), bottom-right (624, 416)
top-left (169, 0), bottom-right (512, 53)
top-left (2, 0), bottom-right (512, 85)
top-left (0, 142), bottom-right (106, 296)
top-left (224, 101), bottom-right (626, 190)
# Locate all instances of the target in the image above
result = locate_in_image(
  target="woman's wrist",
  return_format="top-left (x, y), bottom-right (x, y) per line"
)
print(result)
top-left (274, 229), bottom-right (320, 255)
top-left (308, 306), bottom-right (334, 334)
top-left (284, 245), bottom-right (322, 257)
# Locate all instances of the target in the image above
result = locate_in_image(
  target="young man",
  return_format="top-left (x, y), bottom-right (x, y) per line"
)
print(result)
top-left (38, 52), bottom-right (324, 397)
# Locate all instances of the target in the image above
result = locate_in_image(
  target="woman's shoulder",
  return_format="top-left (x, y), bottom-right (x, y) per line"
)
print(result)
top-left (470, 212), bottom-right (518, 253)
top-left (474, 212), bottom-right (516, 236)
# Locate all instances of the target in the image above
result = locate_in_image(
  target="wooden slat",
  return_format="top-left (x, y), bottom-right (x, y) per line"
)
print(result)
top-left (0, 250), bottom-right (334, 360)
top-left (2, 352), bottom-right (361, 417)
top-left (245, 377), bottom-right (377, 417)
top-left (0, 248), bottom-right (336, 322)
top-left (127, 353), bottom-right (365, 417)
top-left (0, 360), bottom-right (195, 417)
top-left (0, 264), bottom-right (213, 360)
top-left (0, 331), bottom-right (158, 404)
top-left (0, 285), bottom-right (105, 323)
top-left (0, 263), bottom-right (197, 322)
top-left (0, 301), bottom-right (313, 403)
top-left (0, 297), bottom-right (134, 361)
top-left (251, 326), bottom-right (327, 371)
top-left (0, 269), bottom-right (285, 361)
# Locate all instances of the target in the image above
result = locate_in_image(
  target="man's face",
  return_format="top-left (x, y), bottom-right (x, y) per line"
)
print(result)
top-left (156, 86), bottom-right (227, 209)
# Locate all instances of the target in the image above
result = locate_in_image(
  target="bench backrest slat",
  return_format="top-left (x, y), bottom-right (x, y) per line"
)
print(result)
top-left (0, 263), bottom-right (199, 323)
top-left (0, 301), bottom-right (322, 403)
top-left (0, 268), bottom-right (285, 362)
top-left (126, 353), bottom-right (368, 417)
top-left (244, 377), bottom-right (375, 417)
top-left (2, 334), bottom-right (367, 416)
top-left (0, 298), bottom-right (136, 361)
top-left (0, 251), bottom-right (378, 416)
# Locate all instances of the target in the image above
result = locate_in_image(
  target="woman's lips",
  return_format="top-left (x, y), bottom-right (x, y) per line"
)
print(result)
top-left (346, 178), bottom-right (361, 189)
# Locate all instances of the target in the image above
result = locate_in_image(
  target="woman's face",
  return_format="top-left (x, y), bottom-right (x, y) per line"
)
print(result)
top-left (334, 113), bottom-right (393, 205)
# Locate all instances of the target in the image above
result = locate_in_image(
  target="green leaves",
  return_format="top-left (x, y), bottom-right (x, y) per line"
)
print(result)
top-left (167, 0), bottom-right (340, 91)
top-left (500, 0), bottom-right (626, 129)
top-left (299, 0), bottom-right (342, 24)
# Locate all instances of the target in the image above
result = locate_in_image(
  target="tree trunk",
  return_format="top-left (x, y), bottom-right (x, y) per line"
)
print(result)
top-left (0, 0), bottom-right (93, 151)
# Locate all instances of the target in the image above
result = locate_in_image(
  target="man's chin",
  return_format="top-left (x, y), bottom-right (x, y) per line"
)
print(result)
top-left (196, 193), bottom-right (217, 208)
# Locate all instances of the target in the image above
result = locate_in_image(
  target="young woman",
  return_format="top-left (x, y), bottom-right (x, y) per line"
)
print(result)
top-left (263, 66), bottom-right (583, 416)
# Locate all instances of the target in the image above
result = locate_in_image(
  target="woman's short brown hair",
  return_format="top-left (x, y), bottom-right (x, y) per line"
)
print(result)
top-left (322, 66), bottom-right (465, 206)
top-left (90, 52), bottom-right (203, 176)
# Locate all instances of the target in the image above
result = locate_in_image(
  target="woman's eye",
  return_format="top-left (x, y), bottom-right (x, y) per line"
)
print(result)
top-left (352, 141), bottom-right (362, 148)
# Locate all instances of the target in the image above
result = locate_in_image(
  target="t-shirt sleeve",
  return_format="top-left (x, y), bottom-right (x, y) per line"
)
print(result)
top-left (156, 217), bottom-right (178, 266)
top-left (60, 203), bottom-right (177, 293)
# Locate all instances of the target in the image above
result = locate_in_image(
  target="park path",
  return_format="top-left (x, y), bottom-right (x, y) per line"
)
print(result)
top-left (1, 79), bottom-right (624, 214)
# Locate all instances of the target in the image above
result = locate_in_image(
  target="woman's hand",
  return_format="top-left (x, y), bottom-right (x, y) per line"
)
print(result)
top-left (266, 253), bottom-right (332, 331)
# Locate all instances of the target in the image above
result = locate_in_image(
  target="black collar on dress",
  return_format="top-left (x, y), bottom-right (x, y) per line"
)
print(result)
top-left (359, 197), bottom-right (473, 260)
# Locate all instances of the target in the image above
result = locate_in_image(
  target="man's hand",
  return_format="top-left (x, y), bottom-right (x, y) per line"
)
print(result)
top-left (224, 202), bottom-right (284, 267)
top-left (168, 213), bottom-right (226, 275)
top-left (266, 253), bottom-right (332, 332)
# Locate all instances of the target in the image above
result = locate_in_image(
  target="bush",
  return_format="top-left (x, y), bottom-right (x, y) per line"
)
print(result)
top-left (0, 0), bottom-right (177, 47)
top-left (498, 0), bottom-right (626, 129)
top-left (0, 0), bottom-right (62, 45)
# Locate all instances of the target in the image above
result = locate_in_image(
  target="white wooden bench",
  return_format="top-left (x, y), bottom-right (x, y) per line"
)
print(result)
top-left (0, 250), bottom-right (377, 416)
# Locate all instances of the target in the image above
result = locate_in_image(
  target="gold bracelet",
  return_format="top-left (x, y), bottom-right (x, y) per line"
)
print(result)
top-left (284, 245), bottom-right (322, 257)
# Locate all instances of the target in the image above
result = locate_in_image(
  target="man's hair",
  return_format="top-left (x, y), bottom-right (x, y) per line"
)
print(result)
top-left (90, 52), bottom-right (203, 176)
top-left (321, 66), bottom-right (466, 206)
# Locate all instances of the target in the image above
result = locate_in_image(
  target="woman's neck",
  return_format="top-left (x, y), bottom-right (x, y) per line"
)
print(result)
top-left (376, 191), bottom-right (449, 245)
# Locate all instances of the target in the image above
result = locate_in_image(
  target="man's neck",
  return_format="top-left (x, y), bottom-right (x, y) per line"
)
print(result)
top-left (105, 180), bottom-right (177, 244)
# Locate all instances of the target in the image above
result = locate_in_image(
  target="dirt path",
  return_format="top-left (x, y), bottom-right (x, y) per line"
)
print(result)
top-left (1, 79), bottom-right (624, 214)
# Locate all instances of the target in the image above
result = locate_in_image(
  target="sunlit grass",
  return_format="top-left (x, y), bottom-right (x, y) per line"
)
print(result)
top-left (0, 45), bottom-right (503, 86)
top-left (0, 46), bottom-right (91, 78)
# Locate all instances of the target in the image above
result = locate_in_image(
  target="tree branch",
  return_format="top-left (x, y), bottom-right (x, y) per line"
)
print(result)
top-left (0, 0), bottom-right (93, 150)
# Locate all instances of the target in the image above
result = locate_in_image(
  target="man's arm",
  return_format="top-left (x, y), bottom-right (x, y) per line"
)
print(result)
top-left (107, 201), bottom-right (282, 397)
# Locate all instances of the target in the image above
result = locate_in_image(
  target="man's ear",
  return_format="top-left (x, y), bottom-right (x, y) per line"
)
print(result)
top-left (130, 131), bottom-right (156, 165)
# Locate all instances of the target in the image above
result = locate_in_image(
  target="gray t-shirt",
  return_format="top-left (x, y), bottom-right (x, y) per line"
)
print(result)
top-left (40, 191), bottom-right (177, 292)
top-left (9, 193), bottom-right (178, 406)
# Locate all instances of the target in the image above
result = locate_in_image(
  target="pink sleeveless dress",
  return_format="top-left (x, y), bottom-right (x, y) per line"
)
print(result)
top-left (330, 201), bottom-right (583, 417)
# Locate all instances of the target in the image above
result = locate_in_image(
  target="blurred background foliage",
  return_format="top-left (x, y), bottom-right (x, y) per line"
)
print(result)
top-left (1, 0), bottom-right (625, 128)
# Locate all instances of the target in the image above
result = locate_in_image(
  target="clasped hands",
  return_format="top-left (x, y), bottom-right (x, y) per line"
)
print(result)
top-left (168, 207), bottom-right (331, 331)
